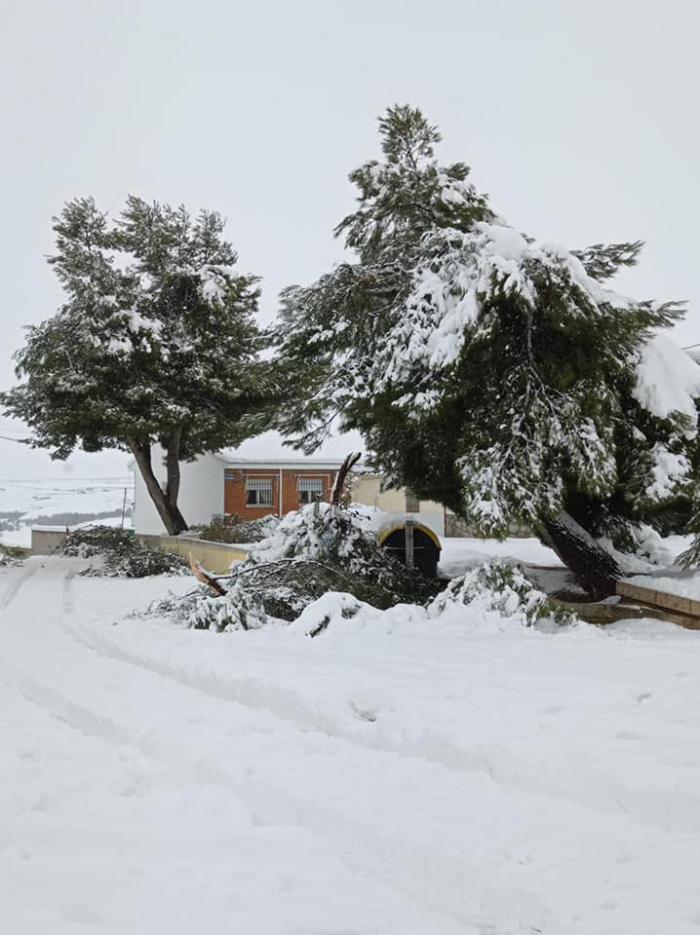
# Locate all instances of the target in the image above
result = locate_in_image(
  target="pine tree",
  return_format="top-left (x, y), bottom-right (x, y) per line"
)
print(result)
top-left (274, 106), bottom-right (700, 597)
top-left (2, 197), bottom-right (273, 535)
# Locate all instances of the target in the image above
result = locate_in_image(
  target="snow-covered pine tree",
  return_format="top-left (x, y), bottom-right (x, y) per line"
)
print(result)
top-left (1, 197), bottom-right (273, 535)
top-left (273, 105), bottom-right (700, 597)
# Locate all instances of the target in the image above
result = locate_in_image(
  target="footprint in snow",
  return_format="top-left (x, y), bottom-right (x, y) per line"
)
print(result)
top-left (349, 701), bottom-right (378, 722)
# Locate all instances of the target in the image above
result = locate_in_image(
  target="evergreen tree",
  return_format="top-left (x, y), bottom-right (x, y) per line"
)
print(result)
top-left (274, 106), bottom-right (700, 597)
top-left (2, 197), bottom-right (272, 535)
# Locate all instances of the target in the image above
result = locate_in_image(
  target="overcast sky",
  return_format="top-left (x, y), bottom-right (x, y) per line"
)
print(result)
top-left (1, 0), bottom-right (698, 478)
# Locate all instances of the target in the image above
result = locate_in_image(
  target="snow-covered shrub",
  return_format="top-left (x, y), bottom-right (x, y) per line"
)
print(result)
top-left (429, 560), bottom-right (577, 626)
top-left (237, 503), bottom-right (440, 619)
top-left (153, 504), bottom-right (441, 630)
top-left (196, 513), bottom-right (281, 544)
top-left (63, 526), bottom-right (188, 577)
top-left (0, 547), bottom-right (23, 567)
top-left (148, 581), bottom-right (267, 632)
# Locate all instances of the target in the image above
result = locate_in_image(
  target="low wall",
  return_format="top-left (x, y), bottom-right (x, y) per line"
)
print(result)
top-left (31, 527), bottom-right (69, 555)
top-left (617, 580), bottom-right (700, 630)
top-left (137, 534), bottom-right (250, 574)
top-left (30, 527), bottom-right (249, 574)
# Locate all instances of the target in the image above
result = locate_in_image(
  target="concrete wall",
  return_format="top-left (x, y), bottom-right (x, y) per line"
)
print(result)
top-left (137, 534), bottom-right (249, 574)
top-left (132, 450), bottom-right (225, 535)
top-left (29, 524), bottom-right (246, 575)
top-left (350, 475), bottom-right (446, 537)
top-left (31, 527), bottom-right (68, 555)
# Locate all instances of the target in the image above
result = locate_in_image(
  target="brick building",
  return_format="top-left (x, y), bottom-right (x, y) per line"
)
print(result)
top-left (223, 459), bottom-right (343, 519)
top-left (130, 449), bottom-right (446, 537)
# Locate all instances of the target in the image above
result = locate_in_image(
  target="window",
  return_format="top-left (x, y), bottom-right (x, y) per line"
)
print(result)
top-left (246, 478), bottom-right (273, 507)
top-left (298, 477), bottom-right (324, 504)
top-left (404, 490), bottom-right (420, 512)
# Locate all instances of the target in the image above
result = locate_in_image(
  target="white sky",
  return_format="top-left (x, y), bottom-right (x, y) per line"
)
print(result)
top-left (1, 0), bottom-right (698, 478)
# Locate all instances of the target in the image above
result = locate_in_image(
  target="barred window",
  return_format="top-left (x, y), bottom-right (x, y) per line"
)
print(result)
top-left (246, 478), bottom-right (273, 507)
top-left (404, 490), bottom-right (420, 512)
top-left (298, 477), bottom-right (324, 504)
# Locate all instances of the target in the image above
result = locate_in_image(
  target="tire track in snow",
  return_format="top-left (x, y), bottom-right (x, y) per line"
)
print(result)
top-left (0, 563), bottom-right (38, 611)
top-left (10, 567), bottom-right (697, 934)
top-left (0, 649), bottom-right (513, 935)
top-left (1, 581), bottom-right (557, 935)
top-left (62, 613), bottom-right (700, 839)
top-left (62, 571), bottom-right (75, 616)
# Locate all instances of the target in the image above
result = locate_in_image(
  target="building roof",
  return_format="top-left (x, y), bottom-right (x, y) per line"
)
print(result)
top-left (219, 456), bottom-right (345, 470)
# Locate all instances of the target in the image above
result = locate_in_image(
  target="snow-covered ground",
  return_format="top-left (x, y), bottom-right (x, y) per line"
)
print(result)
top-left (3, 557), bottom-right (700, 933)
top-left (0, 477), bottom-right (133, 548)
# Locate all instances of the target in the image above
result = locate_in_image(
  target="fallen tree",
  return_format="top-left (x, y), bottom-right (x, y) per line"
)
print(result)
top-left (62, 526), bottom-right (188, 578)
top-left (272, 105), bottom-right (700, 598)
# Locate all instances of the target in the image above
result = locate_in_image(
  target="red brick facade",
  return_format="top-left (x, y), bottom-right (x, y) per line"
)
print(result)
top-left (224, 467), bottom-right (338, 519)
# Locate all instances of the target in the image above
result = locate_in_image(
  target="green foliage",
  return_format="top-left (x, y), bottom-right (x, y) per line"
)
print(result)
top-left (149, 581), bottom-right (268, 632)
top-left (572, 240), bottom-right (644, 281)
top-left (273, 104), bottom-right (696, 543)
top-left (62, 526), bottom-right (188, 577)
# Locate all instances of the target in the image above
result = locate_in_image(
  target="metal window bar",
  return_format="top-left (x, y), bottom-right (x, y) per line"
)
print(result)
top-left (298, 477), bottom-right (324, 504)
top-left (245, 478), bottom-right (273, 506)
top-left (405, 490), bottom-right (420, 512)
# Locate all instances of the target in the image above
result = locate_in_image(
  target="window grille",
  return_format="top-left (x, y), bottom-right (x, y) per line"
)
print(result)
top-left (246, 478), bottom-right (273, 506)
top-left (404, 490), bottom-right (420, 512)
top-left (298, 477), bottom-right (324, 504)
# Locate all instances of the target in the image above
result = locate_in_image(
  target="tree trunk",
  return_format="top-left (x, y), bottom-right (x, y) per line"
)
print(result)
top-left (537, 510), bottom-right (623, 601)
top-left (164, 429), bottom-right (188, 532)
top-left (128, 438), bottom-right (188, 536)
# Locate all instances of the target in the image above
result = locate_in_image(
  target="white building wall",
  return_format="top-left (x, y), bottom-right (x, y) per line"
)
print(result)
top-left (131, 451), bottom-right (225, 534)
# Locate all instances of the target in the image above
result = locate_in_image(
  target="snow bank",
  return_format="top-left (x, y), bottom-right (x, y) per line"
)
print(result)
top-left (439, 535), bottom-right (562, 577)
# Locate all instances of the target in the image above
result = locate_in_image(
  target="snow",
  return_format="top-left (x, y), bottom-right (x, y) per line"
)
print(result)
top-left (599, 526), bottom-right (691, 575)
top-left (391, 220), bottom-right (644, 381)
top-left (5, 557), bottom-right (700, 931)
top-left (438, 535), bottom-right (562, 577)
top-left (625, 569), bottom-right (700, 602)
top-left (0, 477), bottom-right (133, 548)
top-left (632, 333), bottom-right (700, 431)
top-left (0, 477), bottom-right (132, 520)
top-left (0, 526), bottom-right (32, 549)
top-left (646, 444), bottom-right (691, 501)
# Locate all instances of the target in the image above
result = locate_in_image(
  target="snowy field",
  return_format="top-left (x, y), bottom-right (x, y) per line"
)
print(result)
top-left (0, 477), bottom-right (133, 548)
top-left (2, 556), bottom-right (700, 933)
